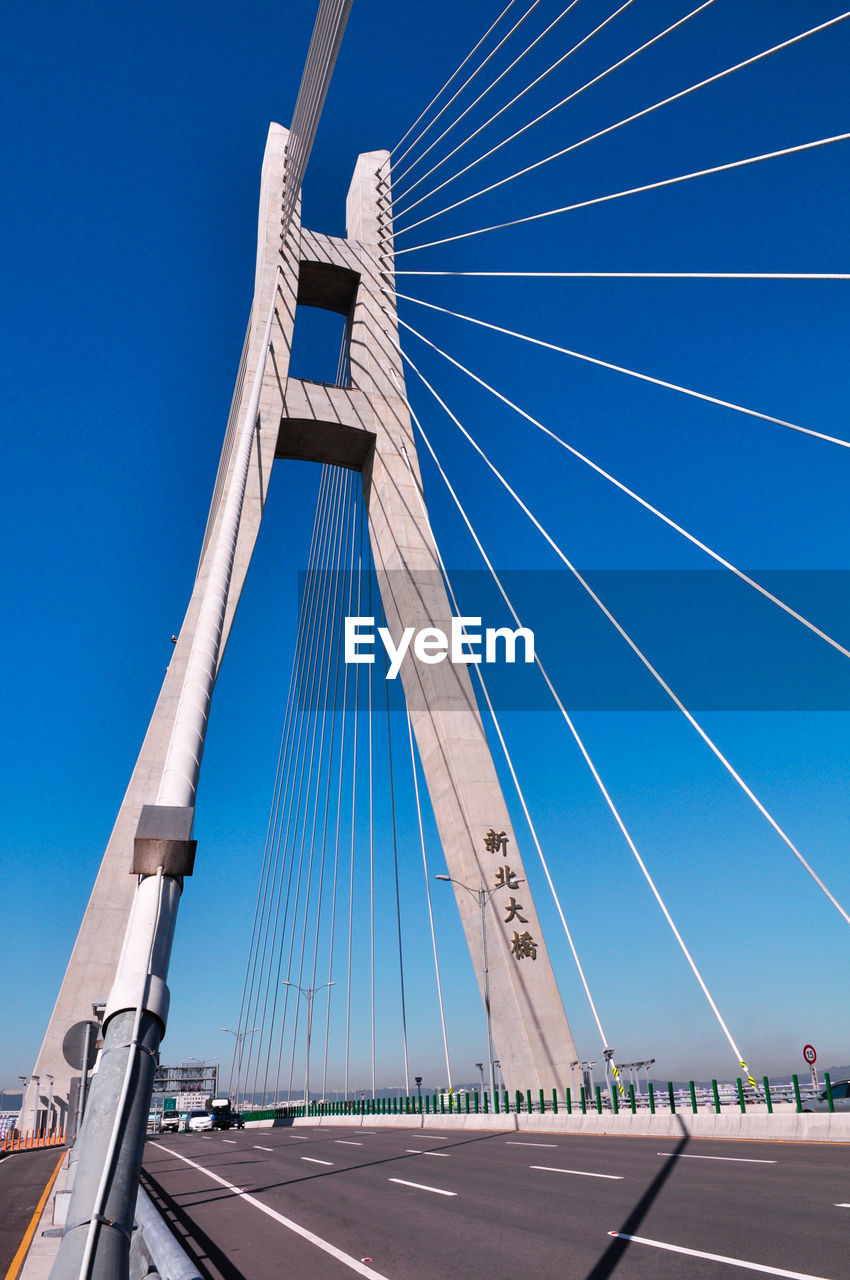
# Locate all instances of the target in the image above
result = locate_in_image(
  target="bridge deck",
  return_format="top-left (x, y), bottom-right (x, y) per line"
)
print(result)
top-left (140, 1123), bottom-right (846, 1280)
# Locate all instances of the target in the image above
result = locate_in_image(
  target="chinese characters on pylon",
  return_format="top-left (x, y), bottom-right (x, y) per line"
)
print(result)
top-left (483, 827), bottom-right (539, 961)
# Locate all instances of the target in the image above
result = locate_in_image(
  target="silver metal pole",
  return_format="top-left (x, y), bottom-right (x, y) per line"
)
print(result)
top-left (305, 990), bottom-right (313, 1109)
top-left (479, 889), bottom-right (497, 1107)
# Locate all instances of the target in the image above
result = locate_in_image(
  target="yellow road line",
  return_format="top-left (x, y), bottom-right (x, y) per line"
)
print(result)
top-left (3, 1151), bottom-right (66, 1280)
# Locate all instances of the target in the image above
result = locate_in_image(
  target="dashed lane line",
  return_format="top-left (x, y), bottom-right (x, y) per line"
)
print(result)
top-left (505, 1141), bottom-right (558, 1148)
top-left (423, 1152), bottom-right (450, 1157)
top-left (336, 1140), bottom-right (363, 1146)
top-left (607, 1231), bottom-right (833, 1278)
top-left (223, 1139), bottom-right (237, 1144)
top-left (388, 1178), bottom-right (457, 1196)
top-left (254, 1145), bottom-right (273, 1151)
top-left (160, 1146), bottom-right (391, 1279)
top-left (657, 1152), bottom-right (777, 1164)
top-left (531, 1166), bottom-right (623, 1180)
top-left (301, 1157), bottom-right (334, 1165)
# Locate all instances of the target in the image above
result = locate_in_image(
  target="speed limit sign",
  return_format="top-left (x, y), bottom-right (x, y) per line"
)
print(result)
top-left (803, 1044), bottom-right (817, 1065)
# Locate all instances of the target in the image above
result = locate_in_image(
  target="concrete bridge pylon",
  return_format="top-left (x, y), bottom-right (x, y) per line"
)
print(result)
top-left (25, 123), bottom-right (580, 1134)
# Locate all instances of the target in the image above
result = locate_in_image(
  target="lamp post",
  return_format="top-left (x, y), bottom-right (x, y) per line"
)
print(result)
top-left (27, 1075), bottom-right (40, 1133)
top-left (436, 875), bottom-right (499, 1106)
top-left (221, 1028), bottom-right (259, 1105)
top-left (475, 1062), bottom-right (485, 1107)
top-left (45, 1074), bottom-right (54, 1135)
top-left (281, 981), bottom-right (335, 1107)
top-left (17, 1076), bottom-right (30, 1131)
top-left (415, 1076), bottom-right (422, 1107)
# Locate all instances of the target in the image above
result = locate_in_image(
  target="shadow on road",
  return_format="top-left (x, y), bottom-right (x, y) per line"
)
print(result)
top-left (140, 1167), bottom-right (247, 1280)
top-left (582, 1116), bottom-right (689, 1280)
top-left (145, 1127), bottom-right (510, 1210)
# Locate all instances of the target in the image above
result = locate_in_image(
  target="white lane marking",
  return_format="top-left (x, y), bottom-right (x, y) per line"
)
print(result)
top-left (290, 1135), bottom-right (309, 1140)
top-left (608, 1231), bottom-right (833, 1278)
top-left (423, 1152), bottom-right (450, 1157)
top-left (657, 1152), bottom-right (776, 1164)
top-left (254, 1145), bottom-right (273, 1152)
top-left (223, 1139), bottom-right (237, 1144)
top-left (531, 1166), bottom-right (622, 1180)
top-left (388, 1178), bottom-right (457, 1197)
top-left (405, 1149), bottom-right (422, 1154)
top-left (162, 1146), bottom-right (390, 1278)
top-left (336, 1140), bottom-right (363, 1146)
top-left (505, 1141), bottom-right (558, 1148)
top-left (835, 1203), bottom-right (850, 1208)
top-left (301, 1157), bottom-right (333, 1165)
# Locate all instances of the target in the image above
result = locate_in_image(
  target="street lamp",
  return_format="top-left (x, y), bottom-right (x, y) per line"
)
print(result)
top-left (281, 981), bottom-right (335, 1107)
top-left (415, 1076), bottom-right (422, 1106)
top-left (45, 1075), bottom-right (54, 1135)
top-left (436, 875), bottom-right (498, 1107)
top-left (222, 1028), bottom-right (259, 1105)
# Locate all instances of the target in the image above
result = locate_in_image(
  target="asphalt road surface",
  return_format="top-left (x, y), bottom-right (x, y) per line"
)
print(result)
top-left (0, 1147), bottom-right (65, 1277)
top-left (141, 1123), bottom-right (850, 1280)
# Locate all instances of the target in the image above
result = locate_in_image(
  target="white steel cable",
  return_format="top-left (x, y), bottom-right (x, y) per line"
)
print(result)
top-left (390, 0), bottom-right (587, 196)
top-left (382, 622), bottom-right (411, 1095)
top-left (392, 0), bottom-right (546, 172)
top-left (391, 0), bottom-right (520, 158)
top-left (344, 501), bottom-right (364, 1100)
top-left (396, 133), bottom-right (850, 251)
top-left (284, 469), bottom-right (349, 1102)
top-left (394, 334), bottom-right (850, 931)
top-left (282, 0), bottom-right (354, 233)
top-left (395, 270), bottom-right (850, 279)
top-left (293, 469), bottom-right (354, 1105)
top-left (388, 299), bottom-right (850, 630)
top-left (274, 468), bottom-right (346, 1102)
top-left (404, 706), bottom-right (454, 1092)
top-left (322, 474), bottom-right (358, 1100)
top-left (233, 468), bottom-right (330, 1096)
top-left (395, 425), bottom-right (622, 1084)
top-left (392, 0), bottom-right (638, 211)
top-left (391, 290), bottom-right (850, 450)
top-left (260, 467), bottom-right (342, 1102)
top-left (391, 381), bottom-right (752, 1090)
top-left (367, 514), bottom-right (376, 1101)
top-left (268, 471), bottom-right (342, 1101)
top-left (394, 11), bottom-right (850, 236)
top-left (157, 268), bottom-right (281, 809)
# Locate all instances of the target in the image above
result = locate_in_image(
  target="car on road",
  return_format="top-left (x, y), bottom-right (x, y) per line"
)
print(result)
top-left (186, 1109), bottom-right (214, 1132)
top-left (160, 1111), bottom-right (181, 1134)
top-left (802, 1079), bottom-right (850, 1111)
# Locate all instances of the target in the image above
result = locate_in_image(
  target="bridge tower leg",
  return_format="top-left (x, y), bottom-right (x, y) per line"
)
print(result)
top-left (26, 125), bottom-right (579, 1137)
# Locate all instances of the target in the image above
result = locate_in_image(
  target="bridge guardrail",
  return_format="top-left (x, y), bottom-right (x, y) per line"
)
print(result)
top-left (130, 1184), bottom-right (203, 1280)
top-left (238, 1072), bottom-right (839, 1121)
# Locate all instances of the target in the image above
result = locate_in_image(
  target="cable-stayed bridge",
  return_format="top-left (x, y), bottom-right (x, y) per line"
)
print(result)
top-left (5, 2), bottom-right (850, 1277)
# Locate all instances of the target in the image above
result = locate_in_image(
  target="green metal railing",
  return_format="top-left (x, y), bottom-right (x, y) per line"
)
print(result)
top-left (237, 1073), bottom-right (835, 1123)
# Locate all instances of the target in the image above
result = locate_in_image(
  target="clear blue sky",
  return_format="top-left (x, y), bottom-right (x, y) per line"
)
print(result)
top-left (2, 0), bottom-right (849, 1100)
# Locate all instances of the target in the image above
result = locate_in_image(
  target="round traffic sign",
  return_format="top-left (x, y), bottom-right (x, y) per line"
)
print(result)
top-left (802, 1044), bottom-right (817, 1065)
top-left (62, 1020), bottom-right (99, 1071)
